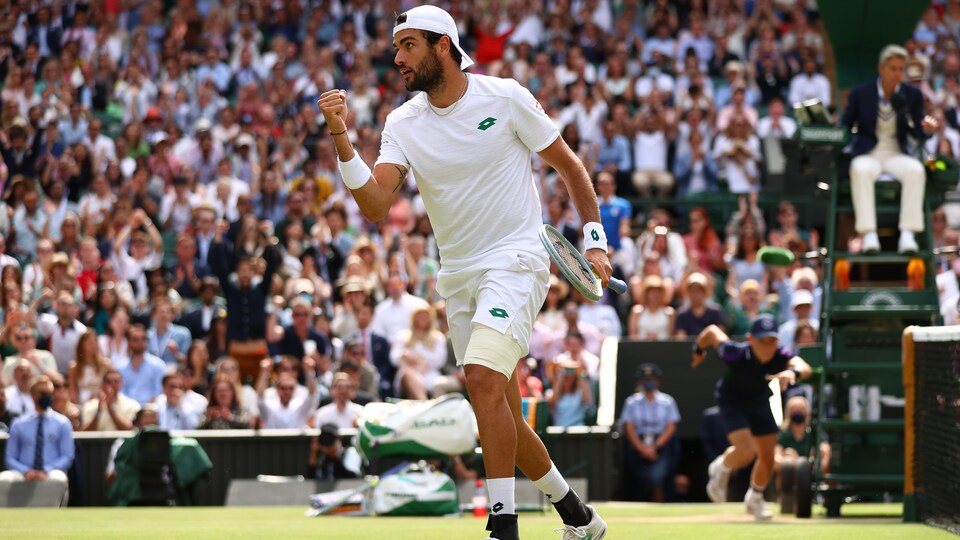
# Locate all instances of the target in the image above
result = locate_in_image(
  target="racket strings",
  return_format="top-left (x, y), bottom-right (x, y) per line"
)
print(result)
top-left (553, 239), bottom-right (595, 288)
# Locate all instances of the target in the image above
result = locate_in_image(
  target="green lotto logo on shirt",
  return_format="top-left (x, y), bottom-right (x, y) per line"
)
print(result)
top-left (489, 308), bottom-right (509, 318)
top-left (477, 117), bottom-right (497, 131)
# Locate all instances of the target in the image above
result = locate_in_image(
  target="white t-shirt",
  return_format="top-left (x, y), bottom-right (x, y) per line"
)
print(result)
top-left (376, 73), bottom-right (558, 273)
top-left (312, 401), bottom-right (364, 430)
top-left (634, 131), bottom-right (669, 170)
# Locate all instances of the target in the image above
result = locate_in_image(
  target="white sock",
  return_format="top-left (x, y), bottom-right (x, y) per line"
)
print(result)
top-left (486, 477), bottom-right (516, 515)
top-left (747, 485), bottom-right (764, 500)
top-left (719, 455), bottom-right (733, 473)
top-left (532, 462), bottom-right (570, 503)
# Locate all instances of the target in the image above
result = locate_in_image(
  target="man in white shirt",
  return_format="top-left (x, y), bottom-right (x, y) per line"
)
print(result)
top-left (631, 111), bottom-right (673, 197)
top-left (312, 372), bottom-right (364, 429)
top-left (256, 357), bottom-right (320, 429)
top-left (5, 361), bottom-right (37, 417)
top-left (155, 373), bottom-right (206, 430)
top-left (36, 292), bottom-right (88, 376)
top-left (788, 57), bottom-right (832, 108)
top-left (756, 97), bottom-right (798, 139)
top-left (81, 119), bottom-right (116, 172)
top-left (371, 274), bottom-right (429, 345)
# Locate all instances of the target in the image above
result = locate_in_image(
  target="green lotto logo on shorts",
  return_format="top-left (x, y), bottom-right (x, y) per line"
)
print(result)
top-left (489, 308), bottom-right (509, 318)
top-left (477, 117), bottom-right (497, 130)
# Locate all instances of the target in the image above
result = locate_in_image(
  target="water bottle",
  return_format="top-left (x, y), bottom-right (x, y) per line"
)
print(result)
top-left (472, 479), bottom-right (488, 518)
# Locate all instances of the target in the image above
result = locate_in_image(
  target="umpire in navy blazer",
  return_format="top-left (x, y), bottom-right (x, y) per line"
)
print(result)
top-left (841, 44), bottom-right (938, 255)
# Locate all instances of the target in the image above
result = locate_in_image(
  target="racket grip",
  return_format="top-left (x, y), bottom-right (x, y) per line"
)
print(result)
top-left (607, 277), bottom-right (628, 295)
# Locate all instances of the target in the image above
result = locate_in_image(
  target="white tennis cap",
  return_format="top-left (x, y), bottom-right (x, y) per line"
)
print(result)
top-left (394, 5), bottom-right (474, 71)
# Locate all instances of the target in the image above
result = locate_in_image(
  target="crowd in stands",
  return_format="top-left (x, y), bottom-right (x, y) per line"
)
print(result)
top-left (2, 0), bottom-right (960, 502)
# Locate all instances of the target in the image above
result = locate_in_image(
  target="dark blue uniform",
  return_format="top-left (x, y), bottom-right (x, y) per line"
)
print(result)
top-left (714, 341), bottom-right (792, 436)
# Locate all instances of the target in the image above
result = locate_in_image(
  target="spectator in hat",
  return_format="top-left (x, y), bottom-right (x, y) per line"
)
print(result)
top-left (777, 289), bottom-right (818, 352)
top-left (628, 275), bottom-right (675, 341)
top-left (674, 272), bottom-right (726, 338)
top-left (307, 422), bottom-right (362, 481)
top-left (620, 363), bottom-right (680, 502)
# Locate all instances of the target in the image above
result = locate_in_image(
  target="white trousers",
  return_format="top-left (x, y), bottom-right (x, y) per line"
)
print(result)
top-left (0, 469), bottom-right (69, 506)
top-left (849, 149), bottom-right (926, 234)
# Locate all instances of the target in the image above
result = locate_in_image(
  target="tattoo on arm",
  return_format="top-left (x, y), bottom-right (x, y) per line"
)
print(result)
top-left (392, 165), bottom-right (408, 193)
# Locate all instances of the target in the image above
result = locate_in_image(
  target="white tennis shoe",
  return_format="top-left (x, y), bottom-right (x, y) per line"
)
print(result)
top-left (706, 454), bottom-right (730, 503)
top-left (555, 504), bottom-right (607, 539)
top-left (745, 488), bottom-right (772, 521)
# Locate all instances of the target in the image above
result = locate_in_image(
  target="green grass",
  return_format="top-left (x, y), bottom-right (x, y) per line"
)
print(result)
top-left (0, 503), bottom-right (952, 539)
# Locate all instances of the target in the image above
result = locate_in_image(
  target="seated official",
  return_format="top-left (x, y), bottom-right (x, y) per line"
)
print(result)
top-left (619, 363), bottom-right (680, 502)
top-left (0, 377), bottom-right (75, 506)
top-left (843, 44), bottom-right (939, 254)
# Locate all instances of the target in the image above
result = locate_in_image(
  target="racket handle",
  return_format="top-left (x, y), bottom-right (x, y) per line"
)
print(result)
top-left (607, 277), bottom-right (628, 295)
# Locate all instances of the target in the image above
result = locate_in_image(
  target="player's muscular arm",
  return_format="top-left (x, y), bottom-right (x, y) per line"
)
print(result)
top-left (318, 88), bottom-right (406, 222)
top-left (538, 137), bottom-right (601, 225)
top-left (352, 163), bottom-right (407, 222)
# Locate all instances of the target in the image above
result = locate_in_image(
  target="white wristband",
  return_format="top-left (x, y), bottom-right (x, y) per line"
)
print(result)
top-left (337, 153), bottom-right (372, 190)
top-left (583, 222), bottom-right (608, 252)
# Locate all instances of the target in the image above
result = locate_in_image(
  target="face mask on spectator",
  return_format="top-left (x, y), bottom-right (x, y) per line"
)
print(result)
top-left (790, 412), bottom-right (807, 425)
top-left (37, 393), bottom-right (53, 410)
top-left (642, 380), bottom-right (658, 392)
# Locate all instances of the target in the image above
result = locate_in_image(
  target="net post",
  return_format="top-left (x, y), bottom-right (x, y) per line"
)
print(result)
top-left (902, 326), bottom-right (917, 523)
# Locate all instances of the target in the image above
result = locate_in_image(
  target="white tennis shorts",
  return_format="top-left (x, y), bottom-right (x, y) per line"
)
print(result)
top-left (438, 250), bottom-right (550, 373)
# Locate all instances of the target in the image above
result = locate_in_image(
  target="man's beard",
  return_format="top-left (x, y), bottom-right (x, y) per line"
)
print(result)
top-left (404, 48), bottom-right (445, 94)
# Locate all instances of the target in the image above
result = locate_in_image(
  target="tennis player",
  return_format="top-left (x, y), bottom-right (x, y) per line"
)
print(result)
top-left (692, 315), bottom-right (812, 520)
top-left (318, 6), bottom-right (610, 540)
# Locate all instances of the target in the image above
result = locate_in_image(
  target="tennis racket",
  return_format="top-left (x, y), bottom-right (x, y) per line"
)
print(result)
top-left (539, 224), bottom-right (628, 302)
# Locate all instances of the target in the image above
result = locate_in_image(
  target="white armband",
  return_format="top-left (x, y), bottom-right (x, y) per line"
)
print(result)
top-left (583, 222), bottom-right (608, 252)
top-left (337, 153), bottom-right (372, 190)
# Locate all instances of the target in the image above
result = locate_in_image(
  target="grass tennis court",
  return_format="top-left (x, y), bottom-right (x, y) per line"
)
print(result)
top-left (0, 503), bottom-right (952, 539)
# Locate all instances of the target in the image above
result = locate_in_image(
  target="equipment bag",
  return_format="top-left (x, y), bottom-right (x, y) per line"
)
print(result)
top-left (356, 394), bottom-right (478, 462)
top-left (372, 466), bottom-right (459, 516)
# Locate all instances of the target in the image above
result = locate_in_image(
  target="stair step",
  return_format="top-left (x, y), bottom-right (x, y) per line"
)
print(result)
top-left (820, 419), bottom-right (905, 431)
top-left (832, 252), bottom-right (933, 263)
top-left (823, 362), bottom-right (902, 372)
top-left (828, 305), bottom-right (939, 318)
top-left (820, 473), bottom-right (904, 486)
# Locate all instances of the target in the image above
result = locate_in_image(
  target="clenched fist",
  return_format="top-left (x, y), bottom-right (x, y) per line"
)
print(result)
top-left (317, 89), bottom-right (349, 134)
